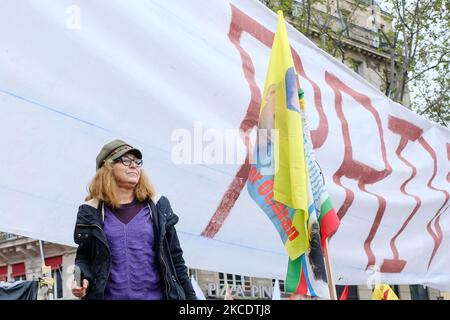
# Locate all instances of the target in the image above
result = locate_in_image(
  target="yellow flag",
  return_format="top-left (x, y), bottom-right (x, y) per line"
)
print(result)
top-left (371, 284), bottom-right (399, 300)
top-left (268, 11), bottom-right (308, 258)
top-left (248, 11), bottom-right (309, 260)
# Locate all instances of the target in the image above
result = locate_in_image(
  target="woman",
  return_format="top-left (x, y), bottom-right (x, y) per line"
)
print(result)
top-left (72, 139), bottom-right (196, 300)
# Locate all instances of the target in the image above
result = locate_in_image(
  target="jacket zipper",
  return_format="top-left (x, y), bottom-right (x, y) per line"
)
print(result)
top-left (164, 237), bottom-right (183, 299)
top-left (147, 203), bottom-right (171, 299)
top-left (160, 248), bottom-right (171, 299)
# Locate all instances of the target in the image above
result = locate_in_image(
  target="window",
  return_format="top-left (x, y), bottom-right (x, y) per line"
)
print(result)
top-left (188, 268), bottom-right (198, 280)
top-left (392, 285), bottom-right (400, 298)
top-left (219, 273), bottom-right (251, 295)
top-left (345, 59), bottom-right (363, 75)
top-left (410, 285), bottom-right (429, 300)
top-left (220, 273), bottom-right (241, 287)
top-left (44, 256), bottom-right (63, 299)
top-left (219, 272), bottom-right (225, 286)
top-left (51, 269), bottom-right (63, 299)
top-left (0, 266), bottom-right (7, 282)
top-left (11, 262), bottom-right (26, 281)
top-left (292, 0), bottom-right (303, 17)
top-left (226, 273), bottom-right (233, 285)
top-left (243, 276), bottom-right (251, 292)
top-left (0, 232), bottom-right (19, 241)
top-left (272, 279), bottom-right (286, 292)
top-left (354, 61), bottom-right (363, 75)
top-left (341, 9), bottom-right (350, 23)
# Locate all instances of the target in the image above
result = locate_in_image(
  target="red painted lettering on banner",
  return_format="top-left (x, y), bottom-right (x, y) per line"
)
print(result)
top-left (325, 71), bottom-right (392, 269)
top-left (200, 5), bottom-right (268, 238)
top-left (419, 137), bottom-right (449, 269)
top-left (381, 116), bottom-right (423, 273)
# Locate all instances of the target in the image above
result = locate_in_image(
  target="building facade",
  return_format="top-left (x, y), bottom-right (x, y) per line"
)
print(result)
top-left (0, 232), bottom-right (76, 299)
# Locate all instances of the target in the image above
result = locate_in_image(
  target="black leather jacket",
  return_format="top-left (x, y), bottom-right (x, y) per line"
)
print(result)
top-left (73, 195), bottom-right (196, 300)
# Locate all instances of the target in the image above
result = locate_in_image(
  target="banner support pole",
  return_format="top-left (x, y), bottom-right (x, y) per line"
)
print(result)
top-left (324, 237), bottom-right (337, 300)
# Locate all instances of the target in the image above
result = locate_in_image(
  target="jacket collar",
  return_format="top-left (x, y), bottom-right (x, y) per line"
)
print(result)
top-left (77, 194), bottom-right (178, 230)
top-left (76, 202), bottom-right (103, 226)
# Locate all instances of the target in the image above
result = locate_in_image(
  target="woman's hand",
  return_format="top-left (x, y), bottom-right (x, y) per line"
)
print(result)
top-left (72, 279), bottom-right (89, 298)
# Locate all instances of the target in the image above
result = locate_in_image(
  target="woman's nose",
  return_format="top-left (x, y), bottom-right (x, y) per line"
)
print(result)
top-left (129, 162), bottom-right (137, 168)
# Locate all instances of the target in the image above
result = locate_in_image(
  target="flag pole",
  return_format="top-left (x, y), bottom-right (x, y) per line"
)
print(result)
top-left (38, 240), bottom-right (46, 266)
top-left (38, 240), bottom-right (49, 300)
top-left (38, 240), bottom-right (55, 300)
top-left (324, 238), bottom-right (337, 300)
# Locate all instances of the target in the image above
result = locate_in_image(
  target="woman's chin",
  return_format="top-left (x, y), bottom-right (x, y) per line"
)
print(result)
top-left (117, 179), bottom-right (139, 188)
top-left (128, 179), bottom-right (139, 186)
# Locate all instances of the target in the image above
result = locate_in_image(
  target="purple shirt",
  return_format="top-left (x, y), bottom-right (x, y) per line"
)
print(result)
top-left (106, 198), bottom-right (146, 224)
top-left (103, 203), bottom-right (163, 300)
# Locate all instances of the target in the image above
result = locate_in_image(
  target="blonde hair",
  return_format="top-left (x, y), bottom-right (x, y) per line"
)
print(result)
top-left (85, 159), bottom-right (156, 208)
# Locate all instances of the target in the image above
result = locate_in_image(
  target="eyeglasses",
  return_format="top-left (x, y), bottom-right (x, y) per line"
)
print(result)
top-left (115, 156), bottom-right (143, 167)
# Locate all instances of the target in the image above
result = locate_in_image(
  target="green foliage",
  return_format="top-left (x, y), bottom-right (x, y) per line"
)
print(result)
top-left (381, 0), bottom-right (449, 126)
top-left (263, 0), bottom-right (449, 126)
top-left (271, 0), bottom-right (295, 14)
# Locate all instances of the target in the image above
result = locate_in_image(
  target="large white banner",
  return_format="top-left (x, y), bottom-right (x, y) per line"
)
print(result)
top-left (0, 0), bottom-right (449, 290)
